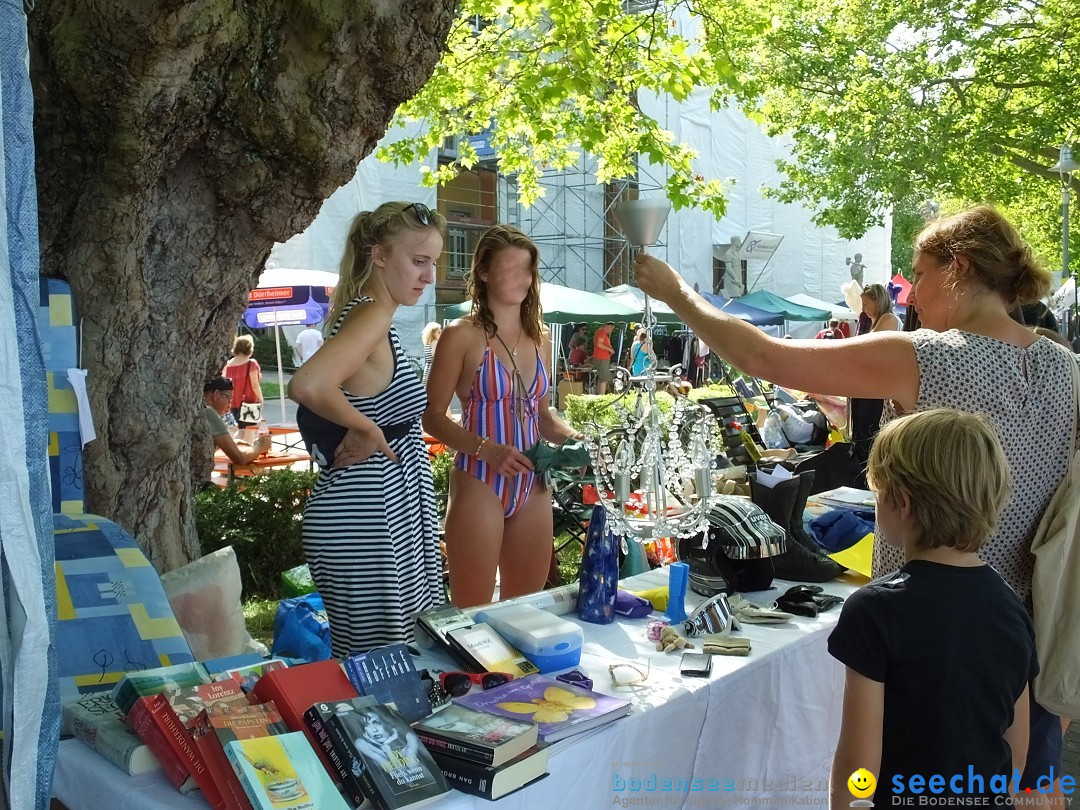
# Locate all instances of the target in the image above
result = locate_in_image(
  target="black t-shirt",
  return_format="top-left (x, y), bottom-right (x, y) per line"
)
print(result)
top-left (828, 560), bottom-right (1038, 799)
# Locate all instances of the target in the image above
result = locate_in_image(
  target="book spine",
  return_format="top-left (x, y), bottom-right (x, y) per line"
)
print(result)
top-left (428, 752), bottom-right (495, 800)
top-left (302, 708), bottom-right (365, 808)
top-left (323, 713), bottom-right (389, 810)
top-left (193, 730), bottom-right (253, 810)
top-left (413, 731), bottom-right (495, 765)
top-left (127, 699), bottom-right (196, 791)
top-left (222, 744), bottom-right (271, 810)
top-left (145, 695), bottom-right (225, 810)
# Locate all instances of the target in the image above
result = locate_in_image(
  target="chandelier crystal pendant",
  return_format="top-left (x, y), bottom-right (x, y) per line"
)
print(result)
top-left (583, 198), bottom-right (718, 542)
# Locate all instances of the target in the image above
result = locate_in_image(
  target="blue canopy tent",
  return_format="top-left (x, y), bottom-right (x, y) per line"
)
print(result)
top-left (699, 292), bottom-right (785, 327)
top-left (737, 290), bottom-right (831, 322)
top-left (243, 268), bottom-right (338, 423)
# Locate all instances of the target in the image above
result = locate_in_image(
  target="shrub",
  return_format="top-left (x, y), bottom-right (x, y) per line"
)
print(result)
top-left (194, 468), bottom-right (318, 598)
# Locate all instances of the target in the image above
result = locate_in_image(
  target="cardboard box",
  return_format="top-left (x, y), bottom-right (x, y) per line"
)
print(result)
top-left (557, 380), bottom-right (583, 410)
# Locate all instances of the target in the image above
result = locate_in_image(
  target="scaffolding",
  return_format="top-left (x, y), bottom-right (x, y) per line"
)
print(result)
top-left (500, 156), bottom-right (669, 293)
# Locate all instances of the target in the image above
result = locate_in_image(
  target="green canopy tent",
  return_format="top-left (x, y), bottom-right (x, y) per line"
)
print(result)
top-left (600, 284), bottom-right (684, 324)
top-left (443, 281), bottom-right (640, 322)
top-left (737, 290), bottom-right (831, 322)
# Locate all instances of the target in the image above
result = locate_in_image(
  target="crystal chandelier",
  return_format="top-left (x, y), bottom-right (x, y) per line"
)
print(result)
top-left (583, 198), bottom-right (718, 541)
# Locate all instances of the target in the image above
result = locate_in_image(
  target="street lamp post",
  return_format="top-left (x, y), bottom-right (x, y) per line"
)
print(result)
top-left (1050, 143), bottom-right (1080, 343)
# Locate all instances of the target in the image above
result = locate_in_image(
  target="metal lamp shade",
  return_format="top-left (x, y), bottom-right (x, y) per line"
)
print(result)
top-left (612, 198), bottom-right (672, 247)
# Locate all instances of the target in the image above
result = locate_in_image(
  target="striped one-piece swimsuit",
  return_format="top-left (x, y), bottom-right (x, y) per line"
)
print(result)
top-left (454, 342), bottom-right (550, 518)
top-left (301, 297), bottom-right (442, 657)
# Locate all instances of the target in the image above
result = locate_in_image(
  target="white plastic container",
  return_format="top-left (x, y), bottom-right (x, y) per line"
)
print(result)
top-left (474, 603), bottom-right (583, 672)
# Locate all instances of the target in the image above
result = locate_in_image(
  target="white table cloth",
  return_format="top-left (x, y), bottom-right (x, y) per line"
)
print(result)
top-left (53, 569), bottom-right (864, 808)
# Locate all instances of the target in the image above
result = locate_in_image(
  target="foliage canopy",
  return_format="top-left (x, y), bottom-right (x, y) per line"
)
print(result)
top-left (384, 0), bottom-right (1079, 265)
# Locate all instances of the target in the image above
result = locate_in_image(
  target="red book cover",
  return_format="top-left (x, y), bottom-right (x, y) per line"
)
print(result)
top-left (127, 697), bottom-right (196, 792)
top-left (249, 660), bottom-right (358, 777)
top-left (190, 702), bottom-right (289, 810)
top-left (131, 694), bottom-right (225, 809)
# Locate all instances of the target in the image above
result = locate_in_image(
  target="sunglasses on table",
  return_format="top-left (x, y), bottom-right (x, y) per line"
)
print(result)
top-left (439, 671), bottom-right (515, 697)
top-left (405, 202), bottom-right (433, 226)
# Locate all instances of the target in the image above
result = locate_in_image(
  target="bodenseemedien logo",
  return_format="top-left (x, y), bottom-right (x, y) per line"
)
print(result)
top-left (848, 768), bottom-right (876, 807)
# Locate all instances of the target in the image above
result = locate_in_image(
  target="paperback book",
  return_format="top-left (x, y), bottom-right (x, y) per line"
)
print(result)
top-left (111, 662), bottom-right (212, 716)
top-left (429, 744), bottom-right (549, 801)
top-left (455, 674), bottom-right (631, 743)
top-left (224, 731), bottom-right (349, 810)
top-left (309, 698), bottom-right (448, 810)
top-left (217, 659), bottom-right (289, 693)
top-left (343, 644), bottom-right (431, 723)
top-left (411, 703), bottom-right (538, 766)
top-left (445, 623), bottom-right (540, 677)
top-left (62, 692), bottom-right (162, 776)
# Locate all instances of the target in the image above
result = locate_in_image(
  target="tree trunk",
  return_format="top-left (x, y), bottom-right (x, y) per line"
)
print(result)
top-left (29, 1), bottom-right (458, 572)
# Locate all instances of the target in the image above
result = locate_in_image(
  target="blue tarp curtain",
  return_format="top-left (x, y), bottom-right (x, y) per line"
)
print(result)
top-left (0, 1), bottom-right (59, 806)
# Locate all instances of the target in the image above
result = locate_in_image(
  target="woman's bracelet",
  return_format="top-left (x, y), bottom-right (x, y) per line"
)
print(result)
top-left (474, 436), bottom-right (488, 456)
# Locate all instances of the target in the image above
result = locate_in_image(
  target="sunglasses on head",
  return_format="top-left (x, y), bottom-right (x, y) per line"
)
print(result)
top-left (439, 671), bottom-right (514, 697)
top-left (405, 202), bottom-right (433, 226)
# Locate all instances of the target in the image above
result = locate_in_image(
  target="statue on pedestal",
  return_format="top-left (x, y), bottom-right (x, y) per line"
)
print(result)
top-left (846, 253), bottom-right (866, 287)
top-left (723, 236), bottom-right (746, 297)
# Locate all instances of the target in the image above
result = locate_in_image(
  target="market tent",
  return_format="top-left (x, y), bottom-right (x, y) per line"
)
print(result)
top-left (786, 293), bottom-right (858, 322)
top-left (889, 274), bottom-right (911, 306)
top-left (601, 284), bottom-right (683, 323)
top-left (699, 291), bottom-right (785, 326)
top-left (444, 281), bottom-right (640, 322)
top-left (738, 290), bottom-right (831, 322)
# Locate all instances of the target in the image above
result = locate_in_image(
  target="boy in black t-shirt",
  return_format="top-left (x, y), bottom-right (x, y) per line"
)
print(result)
top-left (828, 408), bottom-right (1038, 805)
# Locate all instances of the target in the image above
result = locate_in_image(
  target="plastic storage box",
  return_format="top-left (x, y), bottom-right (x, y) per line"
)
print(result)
top-left (474, 603), bottom-right (583, 672)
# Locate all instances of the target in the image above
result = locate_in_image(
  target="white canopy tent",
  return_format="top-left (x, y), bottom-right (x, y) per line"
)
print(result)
top-left (786, 293), bottom-right (858, 323)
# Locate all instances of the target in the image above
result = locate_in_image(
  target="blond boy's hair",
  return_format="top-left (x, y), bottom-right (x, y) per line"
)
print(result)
top-left (867, 408), bottom-right (1011, 552)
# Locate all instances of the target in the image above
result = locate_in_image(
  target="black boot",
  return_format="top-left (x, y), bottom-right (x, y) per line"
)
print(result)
top-left (750, 476), bottom-right (845, 583)
top-left (788, 470), bottom-right (819, 552)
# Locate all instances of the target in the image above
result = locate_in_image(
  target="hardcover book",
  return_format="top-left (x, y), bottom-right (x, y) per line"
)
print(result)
top-left (248, 659), bottom-right (358, 776)
top-left (111, 662), bottom-right (212, 716)
top-left (455, 674), bottom-right (631, 743)
top-left (311, 698), bottom-right (449, 810)
top-left (128, 693), bottom-right (220, 804)
top-left (342, 644), bottom-right (431, 723)
top-left (167, 677), bottom-right (248, 727)
top-left (224, 731), bottom-right (350, 810)
top-left (445, 623), bottom-right (540, 677)
top-left (202, 653), bottom-right (267, 679)
top-left (62, 692), bottom-right (162, 776)
top-left (190, 702), bottom-right (290, 810)
top-left (430, 744), bottom-right (549, 801)
top-left (412, 703), bottom-right (538, 766)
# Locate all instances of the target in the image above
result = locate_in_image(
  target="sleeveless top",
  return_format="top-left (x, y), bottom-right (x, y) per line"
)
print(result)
top-left (873, 330), bottom-right (1077, 601)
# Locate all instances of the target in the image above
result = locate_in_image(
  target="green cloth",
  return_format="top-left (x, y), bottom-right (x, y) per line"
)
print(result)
top-left (525, 440), bottom-right (592, 474)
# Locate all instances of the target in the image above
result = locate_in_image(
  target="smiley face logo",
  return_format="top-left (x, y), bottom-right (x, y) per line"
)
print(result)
top-left (847, 768), bottom-right (876, 798)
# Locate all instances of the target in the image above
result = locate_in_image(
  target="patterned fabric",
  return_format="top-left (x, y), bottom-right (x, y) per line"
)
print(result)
top-left (301, 297), bottom-right (442, 657)
top-left (2, 2), bottom-right (59, 803)
top-left (873, 330), bottom-right (1078, 602)
top-left (54, 513), bottom-right (194, 700)
top-left (454, 342), bottom-right (551, 518)
top-left (40, 277), bottom-right (84, 513)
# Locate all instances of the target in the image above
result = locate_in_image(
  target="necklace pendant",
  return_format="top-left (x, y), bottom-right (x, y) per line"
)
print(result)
top-left (512, 347), bottom-right (518, 357)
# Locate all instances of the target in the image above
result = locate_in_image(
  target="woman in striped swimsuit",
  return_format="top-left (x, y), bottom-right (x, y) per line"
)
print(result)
top-left (289, 201), bottom-right (447, 656)
top-left (425, 226), bottom-right (582, 607)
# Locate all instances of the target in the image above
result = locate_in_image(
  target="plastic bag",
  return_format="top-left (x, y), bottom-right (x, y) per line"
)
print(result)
top-left (271, 593), bottom-right (332, 662)
top-left (161, 546), bottom-right (268, 660)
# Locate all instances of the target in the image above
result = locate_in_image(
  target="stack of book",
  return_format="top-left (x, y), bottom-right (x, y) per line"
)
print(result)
top-left (412, 704), bottom-right (548, 800)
